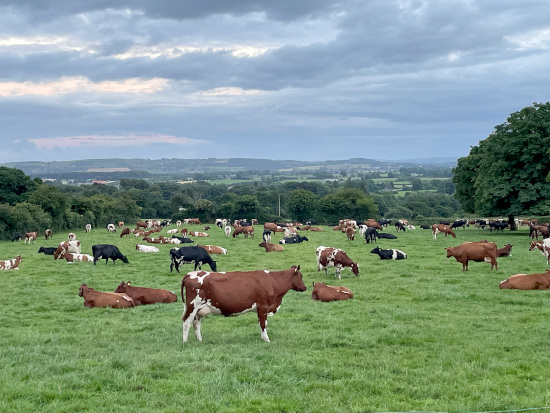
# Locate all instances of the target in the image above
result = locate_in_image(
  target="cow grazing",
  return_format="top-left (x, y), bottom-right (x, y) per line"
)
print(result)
top-left (445, 241), bottom-right (498, 271)
top-left (120, 228), bottom-right (131, 238)
top-left (92, 244), bottom-right (129, 265)
top-left (316, 246), bottom-right (359, 279)
top-left (259, 241), bottom-right (284, 252)
top-left (38, 246), bottom-right (57, 255)
top-left (85, 224), bottom-right (92, 233)
top-left (0, 255), bottom-right (21, 270)
top-left (224, 226), bottom-right (232, 237)
top-left (136, 244), bottom-right (160, 253)
top-left (11, 232), bottom-right (22, 242)
top-left (68, 232), bottom-right (76, 241)
top-left (311, 282), bottom-right (353, 302)
top-left (370, 246), bottom-right (407, 260)
top-left (115, 281), bottom-right (177, 305)
top-left (170, 246), bottom-right (217, 273)
top-left (106, 223), bottom-right (116, 233)
top-left (232, 226), bottom-right (254, 238)
top-left (61, 252), bottom-right (94, 263)
top-left (181, 265), bottom-right (306, 343)
top-left (196, 245), bottom-right (227, 255)
top-left (432, 224), bottom-right (456, 239)
top-left (364, 227), bottom-right (378, 243)
top-left (346, 227), bottom-right (356, 241)
top-left (78, 284), bottom-right (134, 308)
top-left (395, 222), bottom-right (406, 232)
top-left (53, 241), bottom-right (81, 259)
top-left (496, 244), bottom-right (513, 258)
top-left (118, 221), bottom-right (124, 229)
top-left (451, 219), bottom-right (468, 230)
top-left (24, 232), bottom-right (38, 244)
top-left (499, 270), bottom-right (550, 290)
top-left (44, 229), bottom-right (53, 239)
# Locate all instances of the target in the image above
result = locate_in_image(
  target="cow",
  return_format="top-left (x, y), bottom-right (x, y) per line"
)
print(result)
top-left (395, 222), bottom-right (406, 232)
top-left (529, 240), bottom-right (550, 265)
top-left (364, 227), bottom-right (378, 244)
top-left (259, 241), bottom-right (284, 252)
top-left (311, 282), bottom-right (353, 302)
top-left (279, 235), bottom-right (308, 245)
top-left (68, 232), bottom-right (76, 241)
top-left (203, 226), bottom-right (211, 231)
top-left (166, 228), bottom-right (178, 234)
top-left (176, 220), bottom-right (182, 228)
top-left (262, 229), bottom-right (272, 243)
top-left (263, 222), bottom-right (278, 232)
top-left (135, 244), bottom-right (160, 253)
top-left (445, 241), bottom-right (498, 271)
top-left (107, 223), bottom-right (116, 233)
top-left (283, 227), bottom-right (298, 238)
top-left (370, 246), bottom-right (407, 260)
top-left (78, 284), bottom-right (135, 308)
top-left (136, 221), bottom-right (149, 229)
top-left (44, 229), bottom-right (53, 239)
top-left (529, 223), bottom-right (550, 240)
top-left (120, 228), bottom-right (131, 238)
top-left (53, 241), bottom-right (81, 259)
top-left (346, 227), bottom-right (356, 241)
top-left (196, 245), bottom-right (227, 255)
top-left (60, 252), bottom-right (94, 263)
top-left (420, 225), bottom-right (431, 229)
top-left (189, 231), bottom-right (209, 237)
top-left (496, 244), bottom-right (513, 258)
top-left (316, 246), bottom-right (359, 279)
top-left (85, 224), bottom-right (92, 233)
top-left (432, 224), bottom-right (456, 239)
top-left (308, 227), bottom-right (325, 232)
top-left (171, 236), bottom-right (194, 244)
top-left (377, 232), bottom-right (398, 240)
top-left (115, 281), bottom-right (177, 305)
top-left (215, 218), bottom-right (227, 228)
top-left (24, 232), bottom-right (37, 244)
top-left (181, 265), bottom-right (306, 343)
top-left (118, 221), bottom-right (124, 229)
top-left (364, 220), bottom-right (383, 230)
top-left (233, 226), bottom-right (254, 238)
top-left (0, 255), bottom-right (21, 270)
top-left (11, 232), bottom-right (22, 242)
top-left (92, 244), bottom-right (129, 265)
top-left (499, 270), bottom-right (550, 290)
top-left (451, 219), bottom-right (468, 230)
top-left (224, 226), bottom-right (232, 237)
top-left (170, 246), bottom-right (217, 273)
top-left (378, 219), bottom-right (392, 228)
top-left (38, 246), bottom-right (57, 255)
top-left (489, 220), bottom-right (508, 232)
top-left (181, 228), bottom-right (189, 237)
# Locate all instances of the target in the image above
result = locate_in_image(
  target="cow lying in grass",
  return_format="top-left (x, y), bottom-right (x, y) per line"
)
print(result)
top-left (499, 271), bottom-right (550, 290)
top-left (114, 281), bottom-right (177, 305)
top-left (311, 282), bottom-right (353, 302)
top-left (79, 284), bottom-right (134, 308)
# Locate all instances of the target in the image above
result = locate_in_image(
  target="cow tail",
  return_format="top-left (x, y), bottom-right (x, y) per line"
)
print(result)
top-left (180, 277), bottom-right (185, 305)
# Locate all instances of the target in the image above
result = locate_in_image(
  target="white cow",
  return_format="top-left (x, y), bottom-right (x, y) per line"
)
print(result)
top-left (85, 224), bottom-right (92, 233)
top-left (135, 244), bottom-right (160, 253)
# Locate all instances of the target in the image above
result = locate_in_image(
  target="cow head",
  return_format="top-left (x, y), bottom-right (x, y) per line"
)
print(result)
top-left (78, 284), bottom-right (87, 297)
top-left (444, 247), bottom-right (453, 258)
top-left (351, 262), bottom-right (359, 276)
top-left (121, 255), bottom-right (129, 264)
top-left (290, 266), bottom-right (307, 292)
top-left (114, 281), bottom-right (127, 293)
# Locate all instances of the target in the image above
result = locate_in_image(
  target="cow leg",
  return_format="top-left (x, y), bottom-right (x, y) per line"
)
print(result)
top-left (182, 307), bottom-right (198, 342)
top-left (192, 316), bottom-right (203, 341)
top-left (257, 310), bottom-right (270, 342)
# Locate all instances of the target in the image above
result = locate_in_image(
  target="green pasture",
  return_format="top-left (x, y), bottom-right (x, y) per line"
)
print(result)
top-left (1, 223), bottom-right (550, 412)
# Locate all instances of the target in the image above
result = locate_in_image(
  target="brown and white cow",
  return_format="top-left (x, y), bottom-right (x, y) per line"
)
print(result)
top-left (432, 224), bottom-right (456, 239)
top-left (445, 241), bottom-right (497, 271)
top-left (345, 227), bottom-right (356, 241)
top-left (316, 246), bottom-right (359, 279)
top-left (68, 232), bottom-right (76, 241)
top-left (233, 226), bottom-right (254, 238)
top-left (499, 270), bottom-right (550, 290)
top-left (79, 284), bottom-right (135, 308)
top-left (189, 231), bottom-right (209, 237)
top-left (496, 244), bottom-right (513, 258)
top-left (0, 255), bottom-right (21, 270)
top-left (118, 221), bottom-right (124, 229)
top-left (115, 281), bottom-right (177, 305)
top-left (529, 240), bottom-right (550, 265)
top-left (181, 266), bottom-right (306, 342)
top-left (24, 232), bottom-right (38, 244)
top-left (60, 252), bottom-right (94, 262)
top-left (311, 282), bottom-right (353, 302)
top-left (196, 245), bottom-right (227, 255)
top-left (53, 240), bottom-right (81, 259)
top-left (181, 228), bottom-right (189, 237)
top-left (263, 222), bottom-right (278, 232)
top-left (44, 229), bottom-right (53, 240)
top-left (258, 241), bottom-right (284, 252)
top-left (120, 228), bottom-right (131, 238)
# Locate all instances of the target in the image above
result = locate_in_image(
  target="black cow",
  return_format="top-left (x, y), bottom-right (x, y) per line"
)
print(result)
top-left (475, 219), bottom-right (488, 229)
top-left (92, 244), bottom-right (129, 265)
top-left (172, 236), bottom-right (194, 243)
top-left (169, 246), bottom-right (217, 273)
top-left (11, 232), bottom-right (22, 242)
top-left (439, 220), bottom-right (451, 226)
top-left (38, 246), bottom-right (57, 255)
top-left (365, 228), bottom-right (378, 244)
top-left (239, 221), bottom-right (252, 227)
top-left (451, 219), bottom-right (468, 229)
top-left (420, 225), bottom-right (431, 229)
top-left (489, 221), bottom-right (508, 232)
top-left (395, 222), bottom-right (406, 232)
top-left (370, 246), bottom-right (407, 260)
top-left (378, 219), bottom-right (392, 228)
top-left (306, 220), bottom-right (318, 226)
top-left (279, 235), bottom-right (308, 244)
top-left (377, 232), bottom-right (398, 240)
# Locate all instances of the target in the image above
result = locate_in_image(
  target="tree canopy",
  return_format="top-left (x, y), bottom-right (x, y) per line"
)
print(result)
top-left (453, 102), bottom-right (550, 217)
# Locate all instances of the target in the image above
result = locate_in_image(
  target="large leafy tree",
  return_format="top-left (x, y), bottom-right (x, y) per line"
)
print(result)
top-left (0, 167), bottom-right (40, 205)
top-left (454, 102), bottom-right (550, 219)
top-left (288, 189), bottom-right (317, 222)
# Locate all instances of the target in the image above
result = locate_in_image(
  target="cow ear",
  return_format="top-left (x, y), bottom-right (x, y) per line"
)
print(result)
top-left (126, 281), bottom-right (130, 285)
top-left (296, 265), bottom-right (300, 272)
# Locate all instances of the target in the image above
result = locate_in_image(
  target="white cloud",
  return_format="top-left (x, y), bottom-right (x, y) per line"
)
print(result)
top-left (29, 134), bottom-right (207, 149)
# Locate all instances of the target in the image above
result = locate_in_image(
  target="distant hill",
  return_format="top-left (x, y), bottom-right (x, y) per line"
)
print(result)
top-left (1, 157), bottom-right (457, 178)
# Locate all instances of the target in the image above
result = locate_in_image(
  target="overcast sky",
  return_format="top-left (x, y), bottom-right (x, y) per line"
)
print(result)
top-left (1, 0), bottom-right (549, 163)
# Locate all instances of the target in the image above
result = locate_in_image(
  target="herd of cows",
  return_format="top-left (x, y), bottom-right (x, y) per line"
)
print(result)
top-left (2, 216), bottom-right (550, 342)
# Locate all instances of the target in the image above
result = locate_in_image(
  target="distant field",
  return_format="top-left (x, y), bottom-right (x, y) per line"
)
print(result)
top-left (1, 224), bottom-right (548, 412)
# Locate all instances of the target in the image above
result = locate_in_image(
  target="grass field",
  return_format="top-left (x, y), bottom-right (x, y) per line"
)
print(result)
top-left (1, 223), bottom-right (550, 412)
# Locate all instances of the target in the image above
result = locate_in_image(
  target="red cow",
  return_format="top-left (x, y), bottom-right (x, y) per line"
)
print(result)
top-left (181, 266), bottom-right (306, 342)
top-left (445, 241), bottom-right (497, 271)
top-left (432, 224), bottom-right (456, 239)
top-left (499, 270), bottom-right (550, 290)
top-left (114, 281), bottom-right (177, 305)
top-left (316, 246), bottom-right (359, 279)
top-left (311, 282), bottom-right (353, 302)
top-left (78, 284), bottom-right (135, 308)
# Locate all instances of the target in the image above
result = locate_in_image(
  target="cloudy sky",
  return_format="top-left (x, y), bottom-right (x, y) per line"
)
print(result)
top-left (1, 0), bottom-right (549, 163)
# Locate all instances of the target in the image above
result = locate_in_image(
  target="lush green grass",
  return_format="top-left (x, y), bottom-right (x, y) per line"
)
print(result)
top-left (2, 224), bottom-right (550, 412)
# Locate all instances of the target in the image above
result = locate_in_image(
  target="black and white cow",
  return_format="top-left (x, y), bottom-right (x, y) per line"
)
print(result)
top-left (279, 235), bottom-right (308, 244)
top-left (451, 219), bottom-right (468, 229)
top-left (395, 222), bottom-right (406, 232)
top-left (370, 246), bottom-right (407, 260)
top-left (170, 246), bottom-right (217, 273)
top-left (171, 236), bottom-right (194, 244)
top-left (262, 229), bottom-right (272, 243)
top-left (364, 227), bottom-right (378, 244)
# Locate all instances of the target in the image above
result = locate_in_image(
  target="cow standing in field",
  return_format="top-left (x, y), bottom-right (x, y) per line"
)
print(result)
top-left (316, 246), bottom-right (359, 279)
top-left (92, 244), bottom-right (129, 265)
top-left (85, 224), bottom-right (92, 233)
top-left (445, 241), bottom-right (498, 271)
top-left (180, 266), bottom-right (306, 342)
top-left (44, 229), bottom-right (52, 239)
top-left (346, 227), bottom-right (356, 241)
top-left (24, 232), bottom-right (38, 244)
top-left (311, 282), bottom-right (353, 302)
top-left (432, 224), bottom-right (456, 239)
top-left (224, 226), bottom-right (232, 237)
top-left (170, 246), bottom-right (217, 273)
top-left (529, 240), bottom-right (550, 265)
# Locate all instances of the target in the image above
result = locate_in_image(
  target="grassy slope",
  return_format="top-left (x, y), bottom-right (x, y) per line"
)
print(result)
top-left (1, 224), bottom-right (549, 412)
